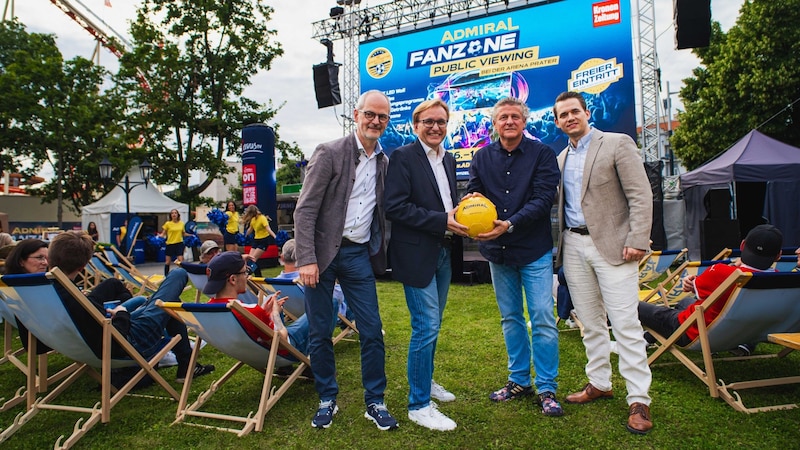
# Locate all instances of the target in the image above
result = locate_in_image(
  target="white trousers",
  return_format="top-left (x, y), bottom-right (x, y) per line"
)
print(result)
top-left (562, 231), bottom-right (652, 405)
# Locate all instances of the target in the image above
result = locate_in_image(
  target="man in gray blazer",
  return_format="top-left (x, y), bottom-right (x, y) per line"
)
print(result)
top-left (553, 91), bottom-right (654, 434)
top-left (384, 98), bottom-right (468, 431)
top-left (294, 90), bottom-right (397, 431)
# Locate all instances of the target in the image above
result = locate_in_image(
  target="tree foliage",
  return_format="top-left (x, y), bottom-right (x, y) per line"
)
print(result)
top-left (114, 0), bottom-right (284, 207)
top-left (672, 0), bottom-right (800, 170)
top-left (0, 21), bottom-right (129, 221)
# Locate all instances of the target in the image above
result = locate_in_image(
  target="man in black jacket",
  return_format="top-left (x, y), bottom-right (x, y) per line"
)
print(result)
top-left (48, 231), bottom-right (213, 383)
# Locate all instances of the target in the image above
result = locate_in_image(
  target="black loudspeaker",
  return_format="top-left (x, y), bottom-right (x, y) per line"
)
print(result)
top-left (313, 63), bottom-right (341, 109)
top-left (700, 219), bottom-right (740, 260)
top-left (703, 188), bottom-right (731, 220)
top-left (674, 0), bottom-right (711, 49)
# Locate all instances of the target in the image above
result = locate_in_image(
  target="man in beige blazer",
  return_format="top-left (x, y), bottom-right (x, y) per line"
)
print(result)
top-left (553, 91), bottom-right (654, 434)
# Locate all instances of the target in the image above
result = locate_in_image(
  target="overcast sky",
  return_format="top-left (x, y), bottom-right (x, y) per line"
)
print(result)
top-left (13, 0), bottom-right (744, 159)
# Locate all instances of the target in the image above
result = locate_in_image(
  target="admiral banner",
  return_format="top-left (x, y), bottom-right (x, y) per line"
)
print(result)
top-left (360, 0), bottom-right (636, 179)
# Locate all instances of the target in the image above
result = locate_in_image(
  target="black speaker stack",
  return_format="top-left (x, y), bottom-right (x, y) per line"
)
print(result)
top-left (313, 63), bottom-right (342, 109)
top-left (674, 0), bottom-right (711, 49)
top-left (700, 188), bottom-right (740, 260)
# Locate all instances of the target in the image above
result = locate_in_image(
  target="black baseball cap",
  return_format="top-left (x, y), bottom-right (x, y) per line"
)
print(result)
top-left (741, 224), bottom-right (783, 270)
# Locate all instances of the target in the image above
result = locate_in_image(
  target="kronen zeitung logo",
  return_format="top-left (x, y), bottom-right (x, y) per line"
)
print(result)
top-left (567, 58), bottom-right (623, 94)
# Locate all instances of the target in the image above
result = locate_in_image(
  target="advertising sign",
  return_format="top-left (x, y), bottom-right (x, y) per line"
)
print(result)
top-left (241, 124), bottom-right (277, 223)
top-left (360, 0), bottom-right (636, 179)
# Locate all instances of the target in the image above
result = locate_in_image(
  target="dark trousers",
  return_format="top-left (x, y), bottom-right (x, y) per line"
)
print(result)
top-left (637, 296), bottom-right (695, 347)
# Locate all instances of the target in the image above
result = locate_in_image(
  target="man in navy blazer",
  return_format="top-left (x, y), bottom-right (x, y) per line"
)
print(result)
top-left (385, 98), bottom-right (469, 431)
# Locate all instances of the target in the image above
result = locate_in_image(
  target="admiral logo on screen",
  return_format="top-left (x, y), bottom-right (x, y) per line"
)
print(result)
top-left (366, 47), bottom-right (393, 79)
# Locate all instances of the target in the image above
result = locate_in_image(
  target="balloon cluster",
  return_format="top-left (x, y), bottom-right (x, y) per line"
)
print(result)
top-left (206, 208), bottom-right (228, 228)
top-left (275, 229), bottom-right (290, 248)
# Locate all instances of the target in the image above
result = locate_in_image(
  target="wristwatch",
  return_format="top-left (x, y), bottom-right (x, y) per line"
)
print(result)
top-left (505, 220), bottom-right (514, 233)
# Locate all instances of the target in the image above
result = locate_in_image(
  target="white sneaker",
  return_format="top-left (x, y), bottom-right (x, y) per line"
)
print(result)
top-left (408, 403), bottom-right (457, 431)
top-left (159, 351), bottom-right (178, 367)
top-left (430, 380), bottom-right (456, 402)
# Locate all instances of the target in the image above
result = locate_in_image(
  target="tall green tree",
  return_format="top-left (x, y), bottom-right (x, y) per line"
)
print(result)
top-left (0, 21), bottom-right (129, 223)
top-left (115, 0), bottom-right (283, 207)
top-left (672, 0), bottom-right (800, 170)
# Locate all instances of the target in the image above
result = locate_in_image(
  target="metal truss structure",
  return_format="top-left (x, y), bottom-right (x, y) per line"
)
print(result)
top-left (635, 0), bottom-right (661, 162)
top-left (311, 0), bottom-right (664, 160)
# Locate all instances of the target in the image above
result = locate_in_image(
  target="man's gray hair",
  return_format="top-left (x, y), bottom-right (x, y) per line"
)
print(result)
top-left (281, 239), bottom-right (297, 263)
top-left (355, 89), bottom-right (391, 112)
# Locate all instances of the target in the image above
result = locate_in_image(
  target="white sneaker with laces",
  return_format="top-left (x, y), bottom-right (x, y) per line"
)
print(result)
top-left (408, 402), bottom-right (457, 431)
top-left (430, 380), bottom-right (456, 402)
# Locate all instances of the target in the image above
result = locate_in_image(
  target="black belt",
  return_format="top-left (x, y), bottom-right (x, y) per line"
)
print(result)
top-left (440, 235), bottom-right (453, 248)
top-left (568, 226), bottom-right (590, 236)
top-left (341, 238), bottom-right (366, 247)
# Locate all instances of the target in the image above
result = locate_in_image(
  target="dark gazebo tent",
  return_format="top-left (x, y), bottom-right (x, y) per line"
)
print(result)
top-left (680, 130), bottom-right (800, 259)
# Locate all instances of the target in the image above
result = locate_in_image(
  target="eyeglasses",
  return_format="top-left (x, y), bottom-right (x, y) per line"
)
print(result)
top-left (418, 118), bottom-right (448, 128)
top-left (27, 255), bottom-right (48, 261)
top-left (359, 110), bottom-right (390, 123)
top-left (230, 269), bottom-right (249, 278)
top-left (496, 114), bottom-right (524, 122)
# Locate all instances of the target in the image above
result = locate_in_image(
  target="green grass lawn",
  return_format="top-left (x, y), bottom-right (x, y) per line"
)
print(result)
top-left (1, 269), bottom-right (799, 449)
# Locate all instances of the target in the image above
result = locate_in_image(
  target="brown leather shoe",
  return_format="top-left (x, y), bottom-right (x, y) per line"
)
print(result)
top-left (564, 383), bottom-right (614, 404)
top-left (626, 402), bottom-right (653, 434)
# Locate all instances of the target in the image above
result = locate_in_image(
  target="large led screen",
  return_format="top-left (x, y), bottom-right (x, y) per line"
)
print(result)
top-left (360, 0), bottom-right (636, 179)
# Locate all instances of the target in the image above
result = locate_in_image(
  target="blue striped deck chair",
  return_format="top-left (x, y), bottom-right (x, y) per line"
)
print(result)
top-left (646, 270), bottom-right (800, 413)
top-left (774, 255), bottom-right (799, 272)
top-left (98, 250), bottom-right (163, 296)
top-left (0, 269), bottom-right (180, 448)
top-left (248, 277), bottom-right (358, 344)
top-left (640, 259), bottom-right (731, 306)
top-left (180, 262), bottom-right (258, 304)
top-left (0, 288), bottom-right (77, 414)
top-left (157, 300), bottom-right (310, 436)
top-left (638, 248), bottom-right (688, 288)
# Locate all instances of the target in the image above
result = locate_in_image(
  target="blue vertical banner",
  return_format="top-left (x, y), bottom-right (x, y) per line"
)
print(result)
top-left (241, 124), bottom-right (277, 224)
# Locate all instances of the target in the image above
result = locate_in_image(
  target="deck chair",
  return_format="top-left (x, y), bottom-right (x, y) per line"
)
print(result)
top-left (179, 261), bottom-right (259, 304)
top-left (638, 248), bottom-right (688, 288)
top-left (122, 217), bottom-right (143, 260)
top-left (94, 252), bottom-right (160, 296)
top-left (774, 255), bottom-right (799, 272)
top-left (157, 300), bottom-right (310, 436)
top-left (248, 277), bottom-right (358, 344)
top-left (640, 259), bottom-right (731, 306)
top-left (0, 269), bottom-right (180, 448)
top-left (0, 290), bottom-right (79, 414)
top-left (646, 269), bottom-right (800, 413)
top-left (101, 248), bottom-right (164, 294)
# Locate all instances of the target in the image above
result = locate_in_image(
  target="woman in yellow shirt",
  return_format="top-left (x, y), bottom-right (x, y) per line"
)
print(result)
top-left (223, 201), bottom-right (240, 252)
top-left (159, 209), bottom-right (188, 275)
top-left (242, 205), bottom-right (275, 268)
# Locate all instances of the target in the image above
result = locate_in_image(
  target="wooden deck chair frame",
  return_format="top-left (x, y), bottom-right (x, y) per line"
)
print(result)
top-left (101, 248), bottom-right (164, 292)
top-left (638, 248), bottom-right (688, 288)
top-left (640, 259), bottom-right (731, 306)
top-left (0, 291), bottom-right (77, 413)
top-left (646, 269), bottom-right (800, 413)
top-left (95, 252), bottom-right (159, 296)
top-left (248, 277), bottom-right (358, 344)
top-left (157, 300), bottom-right (310, 436)
top-left (0, 269), bottom-right (180, 448)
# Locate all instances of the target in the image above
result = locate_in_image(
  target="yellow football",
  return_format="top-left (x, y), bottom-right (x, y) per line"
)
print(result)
top-left (455, 196), bottom-right (498, 238)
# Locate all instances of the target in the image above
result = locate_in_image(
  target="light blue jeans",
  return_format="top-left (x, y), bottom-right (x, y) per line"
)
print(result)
top-left (405, 247), bottom-right (451, 411)
top-left (489, 251), bottom-right (559, 394)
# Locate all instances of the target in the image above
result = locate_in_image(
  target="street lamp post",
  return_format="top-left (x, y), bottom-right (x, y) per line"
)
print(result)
top-left (99, 158), bottom-right (153, 218)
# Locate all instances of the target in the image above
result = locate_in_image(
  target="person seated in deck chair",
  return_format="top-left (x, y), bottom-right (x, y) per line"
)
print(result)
top-left (205, 251), bottom-right (309, 358)
top-left (47, 231), bottom-right (215, 384)
top-left (637, 224), bottom-right (783, 351)
top-left (277, 239), bottom-right (352, 327)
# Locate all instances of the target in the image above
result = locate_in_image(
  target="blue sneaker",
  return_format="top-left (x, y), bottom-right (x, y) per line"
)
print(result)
top-left (364, 402), bottom-right (399, 431)
top-left (311, 399), bottom-right (338, 429)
